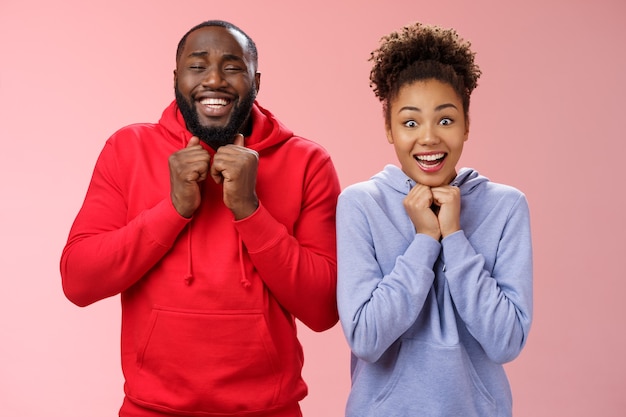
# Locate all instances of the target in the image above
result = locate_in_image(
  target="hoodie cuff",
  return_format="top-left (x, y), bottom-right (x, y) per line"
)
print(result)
top-left (408, 233), bottom-right (441, 266)
top-left (233, 202), bottom-right (284, 253)
top-left (142, 198), bottom-right (192, 247)
top-left (441, 230), bottom-right (476, 268)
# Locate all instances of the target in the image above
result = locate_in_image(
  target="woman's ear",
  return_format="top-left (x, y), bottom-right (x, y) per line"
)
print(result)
top-left (386, 129), bottom-right (394, 144)
top-left (385, 120), bottom-right (394, 144)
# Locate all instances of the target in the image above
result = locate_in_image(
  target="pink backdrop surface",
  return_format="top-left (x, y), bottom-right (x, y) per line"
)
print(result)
top-left (1, 0), bottom-right (625, 415)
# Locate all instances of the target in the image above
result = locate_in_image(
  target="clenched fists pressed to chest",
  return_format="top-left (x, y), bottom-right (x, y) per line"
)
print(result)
top-left (168, 135), bottom-right (259, 220)
top-left (404, 183), bottom-right (461, 241)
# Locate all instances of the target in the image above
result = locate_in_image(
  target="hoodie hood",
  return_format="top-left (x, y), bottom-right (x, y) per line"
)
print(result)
top-left (158, 99), bottom-right (294, 288)
top-left (373, 164), bottom-right (488, 196)
top-left (159, 99), bottom-right (294, 152)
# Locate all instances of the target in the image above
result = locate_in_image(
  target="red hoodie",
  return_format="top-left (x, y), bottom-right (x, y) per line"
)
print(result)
top-left (60, 100), bottom-right (340, 417)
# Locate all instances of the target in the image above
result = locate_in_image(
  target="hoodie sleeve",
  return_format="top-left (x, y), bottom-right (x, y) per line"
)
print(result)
top-left (442, 192), bottom-right (533, 363)
top-left (60, 140), bottom-right (190, 307)
top-left (336, 186), bottom-right (441, 363)
top-left (233, 156), bottom-right (341, 332)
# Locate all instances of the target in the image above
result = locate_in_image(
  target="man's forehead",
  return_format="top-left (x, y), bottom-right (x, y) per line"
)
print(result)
top-left (183, 26), bottom-right (249, 57)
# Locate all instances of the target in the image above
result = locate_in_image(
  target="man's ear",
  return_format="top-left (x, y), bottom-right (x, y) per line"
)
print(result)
top-left (254, 72), bottom-right (261, 94)
top-left (173, 69), bottom-right (178, 89)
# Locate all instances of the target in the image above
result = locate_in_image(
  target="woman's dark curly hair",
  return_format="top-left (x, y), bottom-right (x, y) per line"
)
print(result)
top-left (369, 22), bottom-right (481, 124)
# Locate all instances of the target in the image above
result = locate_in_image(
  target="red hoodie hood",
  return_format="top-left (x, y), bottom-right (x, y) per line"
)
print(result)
top-left (158, 99), bottom-right (295, 289)
top-left (158, 99), bottom-right (294, 152)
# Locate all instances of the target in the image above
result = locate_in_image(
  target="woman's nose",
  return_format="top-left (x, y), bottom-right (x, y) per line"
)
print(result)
top-left (418, 124), bottom-right (440, 145)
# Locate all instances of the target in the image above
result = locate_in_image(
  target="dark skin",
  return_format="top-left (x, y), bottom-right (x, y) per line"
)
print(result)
top-left (168, 26), bottom-right (261, 220)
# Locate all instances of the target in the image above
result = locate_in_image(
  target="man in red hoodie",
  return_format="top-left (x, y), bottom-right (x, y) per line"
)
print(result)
top-left (60, 20), bottom-right (340, 417)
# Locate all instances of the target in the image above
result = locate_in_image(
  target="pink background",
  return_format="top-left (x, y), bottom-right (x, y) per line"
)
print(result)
top-left (1, 0), bottom-right (625, 415)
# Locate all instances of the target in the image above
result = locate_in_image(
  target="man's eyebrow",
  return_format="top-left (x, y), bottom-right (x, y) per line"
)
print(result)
top-left (222, 53), bottom-right (245, 62)
top-left (185, 51), bottom-right (245, 63)
top-left (187, 51), bottom-right (208, 58)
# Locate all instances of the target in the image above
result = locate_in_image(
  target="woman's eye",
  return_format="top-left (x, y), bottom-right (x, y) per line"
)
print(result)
top-left (404, 120), bottom-right (418, 128)
top-left (440, 118), bottom-right (453, 126)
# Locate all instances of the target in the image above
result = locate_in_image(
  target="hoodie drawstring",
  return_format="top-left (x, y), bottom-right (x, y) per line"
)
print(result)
top-left (238, 238), bottom-right (252, 288)
top-left (184, 224), bottom-right (194, 286)
top-left (184, 231), bottom-right (252, 288)
top-left (180, 134), bottom-right (195, 286)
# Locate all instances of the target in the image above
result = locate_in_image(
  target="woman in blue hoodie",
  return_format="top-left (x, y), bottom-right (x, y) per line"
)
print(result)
top-left (336, 22), bottom-right (533, 417)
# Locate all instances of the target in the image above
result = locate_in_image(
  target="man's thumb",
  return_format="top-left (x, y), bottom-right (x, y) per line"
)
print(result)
top-left (187, 136), bottom-right (200, 148)
top-left (233, 133), bottom-right (245, 147)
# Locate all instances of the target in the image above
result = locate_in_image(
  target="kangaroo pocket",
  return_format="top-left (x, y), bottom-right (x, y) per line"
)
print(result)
top-left (128, 306), bottom-right (282, 414)
top-left (367, 339), bottom-right (497, 417)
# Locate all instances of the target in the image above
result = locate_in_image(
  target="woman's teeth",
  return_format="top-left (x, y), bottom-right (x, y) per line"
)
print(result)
top-left (416, 153), bottom-right (445, 162)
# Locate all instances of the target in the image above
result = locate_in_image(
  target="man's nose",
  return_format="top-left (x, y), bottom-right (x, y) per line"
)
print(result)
top-left (201, 67), bottom-right (227, 88)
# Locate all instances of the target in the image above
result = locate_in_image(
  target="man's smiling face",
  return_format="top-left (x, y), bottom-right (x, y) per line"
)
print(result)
top-left (174, 25), bottom-right (260, 149)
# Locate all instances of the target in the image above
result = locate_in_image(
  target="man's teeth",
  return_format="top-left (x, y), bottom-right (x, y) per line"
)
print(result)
top-left (416, 153), bottom-right (445, 161)
top-left (200, 98), bottom-right (229, 106)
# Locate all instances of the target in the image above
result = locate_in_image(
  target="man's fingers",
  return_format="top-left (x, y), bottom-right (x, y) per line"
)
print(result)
top-left (210, 163), bottom-right (223, 184)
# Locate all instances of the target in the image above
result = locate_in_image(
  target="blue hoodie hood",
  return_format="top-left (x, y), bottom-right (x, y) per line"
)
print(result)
top-left (372, 164), bottom-right (488, 196)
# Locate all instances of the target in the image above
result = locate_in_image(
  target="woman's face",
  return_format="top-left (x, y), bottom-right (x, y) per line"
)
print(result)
top-left (386, 79), bottom-right (469, 187)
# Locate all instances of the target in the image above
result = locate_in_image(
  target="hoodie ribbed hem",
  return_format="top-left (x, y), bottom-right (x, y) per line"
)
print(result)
top-left (120, 396), bottom-right (302, 417)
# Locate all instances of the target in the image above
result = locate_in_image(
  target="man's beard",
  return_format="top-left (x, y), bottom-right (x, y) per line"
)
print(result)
top-left (175, 86), bottom-right (256, 150)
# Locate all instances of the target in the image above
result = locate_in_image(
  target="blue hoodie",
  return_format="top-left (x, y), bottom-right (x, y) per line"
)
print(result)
top-left (336, 164), bottom-right (532, 417)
